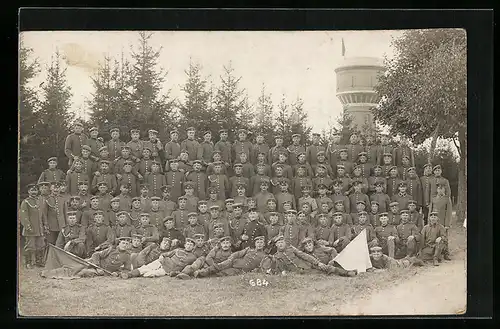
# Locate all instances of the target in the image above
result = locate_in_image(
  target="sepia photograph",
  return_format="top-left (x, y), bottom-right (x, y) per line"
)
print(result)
top-left (18, 28), bottom-right (467, 317)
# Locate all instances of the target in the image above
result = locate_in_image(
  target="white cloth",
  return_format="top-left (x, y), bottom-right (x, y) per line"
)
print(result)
top-left (138, 259), bottom-right (163, 275)
top-left (333, 229), bottom-right (372, 273)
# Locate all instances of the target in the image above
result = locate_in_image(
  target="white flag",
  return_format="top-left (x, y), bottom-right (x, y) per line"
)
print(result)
top-left (333, 229), bottom-right (372, 273)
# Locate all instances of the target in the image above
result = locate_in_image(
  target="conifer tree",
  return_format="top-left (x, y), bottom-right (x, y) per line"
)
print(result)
top-left (37, 49), bottom-right (74, 171)
top-left (254, 84), bottom-right (275, 145)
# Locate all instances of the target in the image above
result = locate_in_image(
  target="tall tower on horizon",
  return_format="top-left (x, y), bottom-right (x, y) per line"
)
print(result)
top-left (335, 56), bottom-right (385, 132)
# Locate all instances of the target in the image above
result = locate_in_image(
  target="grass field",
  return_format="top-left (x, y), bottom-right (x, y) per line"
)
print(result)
top-left (18, 226), bottom-right (466, 317)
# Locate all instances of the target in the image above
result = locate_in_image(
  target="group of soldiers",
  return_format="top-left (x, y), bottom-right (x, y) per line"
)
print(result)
top-left (19, 121), bottom-right (454, 279)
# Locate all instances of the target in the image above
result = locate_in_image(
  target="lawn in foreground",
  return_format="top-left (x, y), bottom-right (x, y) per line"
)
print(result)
top-left (18, 227), bottom-right (466, 317)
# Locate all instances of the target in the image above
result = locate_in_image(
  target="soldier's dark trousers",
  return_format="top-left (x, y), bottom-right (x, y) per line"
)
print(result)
top-left (420, 240), bottom-right (446, 261)
top-left (181, 257), bottom-right (206, 275)
top-left (323, 265), bottom-right (352, 277)
top-left (422, 206), bottom-right (429, 225)
top-left (46, 231), bottom-right (59, 245)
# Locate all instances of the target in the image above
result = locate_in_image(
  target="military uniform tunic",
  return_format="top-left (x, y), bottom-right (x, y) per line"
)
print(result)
top-left (253, 143), bottom-right (271, 165)
top-left (292, 162), bottom-right (314, 178)
top-left (214, 140), bottom-right (232, 166)
top-left (135, 224), bottom-right (160, 244)
top-left (241, 220), bottom-right (267, 249)
top-left (64, 132), bottom-right (89, 165)
top-left (430, 195), bottom-right (453, 227)
top-left (20, 197), bottom-right (45, 237)
top-left (166, 170), bottom-right (185, 202)
top-left (42, 195), bottom-right (66, 232)
top-left (331, 193), bottom-right (351, 214)
top-left (149, 209), bottom-right (166, 232)
top-left (273, 246), bottom-right (320, 272)
top-left (87, 137), bottom-right (105, 161)
top-left (91, 172), bottom-right (117, 195)
top-left (364, 144), bottom-right (378, 165)
top-left (180, 138), bottom-right (200, 161)
top-left (160, 248), bottom-right (198, 272)
top-left (376, 145), bottom-right (395, 165)
top-left (197, 141), bottom-right (214, 164)
top-left (306, 144), bottom-right (326, 166)
top-left (420, 174), bottom-right (433, 207)
top-left (67, 171), bottom-right (90, 195)
top-left (392, 193), bottom-right (412, 211)
top-left (106, 139), bottom-right (126, 161)
top-left (279, 224), bottom-right (301, 248)
top-left (292, 177), bottom-right (313, 200)
top-left (164, 140), bottom-right (181, 163)
top-left (159, 199), bottom-right (176, 217)
top-left (275, 192), bottom-right (296, 213)
top-left (173, 209), bottom-right (190, 231)
top-left (118, 173), bottom-right (139, 198)
top-left (145, 172), bottom-right (166, 198)
top-left (183, 224), bottom-right (207, 239)
top-left (207, 174), bottom-right (229, 201)
top-left (348, 192), bottom-right (370, 214)
top-left (38, 168), bottom-right (66, 185)
top-left (113, 223), bottom-right (135, 242)
top-left (229, 175), bottom-right (250, 198)
top-left (326, 143), bottom-right (343, 170)
top-left (186, 171), bottom-right (208, 200)
top-left (353, 223), bottom-right (378, 246)
top-left (346, 144), bottom-right (364, 163)
top-left (55, 223), bottom-right (86, 256)
top-left (90, 246), bottom-right (132, 273)
top-left (393, 146), bottom-right (415, 167)
top-left (127, 139), bottom-right (144, 161)
top-left (160, 227), bottom-right (185, 246)
top-left (406, 177), bottom-right (423, 208)
top-left (386, 177), bottom-right (402, 199)
top-left (86, 223), bottom-right (115, 250)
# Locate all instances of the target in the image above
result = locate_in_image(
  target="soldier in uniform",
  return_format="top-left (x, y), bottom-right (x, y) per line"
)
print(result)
top-left (207, 162), bottom-right (229, 201)
top-left (398, 155), bottom-right (413, 181)
top-left (172, 196), bottom-right (190, 231)
top-left (388, 201), bottom-right (401, 226)
top-left (264, 212), bottom-right (282, 252)
top-left (395, 210), bottom-right (421, 258)
top-left (165, 159), bottom-right (185, 202)
top-left (291, 169), bottom-right (313, 207)
top-left (214, 129), bottom-right (232, 170)
top-left (293, 152), bottom-right (314, 178)
top-left (306, 132), bottom-right (325, 166)
top-left (117, 183), bottom-right (133, 211)
top-left (393, 137), bottom-right (415, 167)
top-left (386, 166), bottom-right (402, 198)
top-left (117, 161), bottom-right (138, 198)
top-left (240, 209), bottom-right (267, 249)
top-left (326, 131), bottom-right (343, 172)
top-left (345, 133), bottom-right (363, 163)
top-left (314, 213), bottom-right (333, 245)
top-left (76, 181), bottom-right (92, 211)
top-left (356, 152), bottom-right (373, 179)
top-left (287, 134), bottom-right (306, 167)
top-left (142, 129), bottom-right (163, 166)
top-left (186, 160), bottom-right (208, 200)
top-left (41, 183), bottom-right (66, 246)
top-left (127, 129), bottom-right (144, 163)
top-left (85, 210), bottom-right (115, 255)
top-left (330, 181), bottom-right (350, 213)
top-left (408, 200), bottom-right (424, 230)
top-left (374, 212), bottom-right (399, 258)
top-left (92, 160), bottom-right (117, 196)
top-left (368, 165), bottom-right (387, 196)
top-left (348, 180), bottom-right (370, 213)
top-left (63, 195), bottom-right (83, 225)
top-left (352, 211), bottom-right (378, 248)
top-left (313, 151), bottom-right (334, 178)
top-left (66, 158), bottom-right (90, 195)
top-left (107, 197), bottom-right (122, 227)
top-left (391, 181), bottom-right (412, 211)
top-left (430, 184), bottom-right (453, 229)
top-left (19, 183), bottom-right (47, 268)
top-left (229, 163), bottom-right (250, 197)
top-left (164, 129), bottom-right (181, 172)
top-left (279, 210), bottom-right (301, 248)
top-left (312, 165), bottom-right (334, 195)
top-left (268, 135), bottom-right (287, 165)
top-left (197, 130), bottom-right (214, 167)
top-left (76, 237), bottom-right (133, 278)
top-left (329, 212), bottom-right (352, 253)
top-left (376, 133), bottom-right (395, 166)
top-left (197, 236), bottom-right (268, 277)
top-left (136, 147), bottom-right (154, 178)
top-left (364, 134), bottom-right (378, 165)
top-left (228, 203), bottom-right (247, 250)
top-left (86, 126), bottom-right (104, 162)
top-left (64, 120), bottom-right (88, 167)
top-left (144, 161), bottom-right (166, 198)
top-left (106, 127), bottom-right (126, 161)
top-left (38, 157), bottom-right (66, 184)
top-left (420, 163), bottom-right (433, 223)
top-left (181, 127), bottom-right (200, 162)
top-left (135, 213), bottom-right (160, 247)
top-left (190, 236), bottom-right (234, 278)
top-left (160, 216), bottom-right (185, 248)
top-left (368, 246), bottom-right (424, 271)
top-left (337, 149), bottom-right (354, 178)
top-left (113, 211), bottom-right (135, 243)
top-left (419, 211), bottom-right (450, 266)
top-left (430, 165), bottom-right (452, 198)
top-left (55, 211), bottom-right (86, 257)
top-left (250, 164), bottom-right (271, 197)
top-left (275, 181), bottom-right (296, 213)
top-left (250, 133), bottom-right (269, 166)
top-left (406, 167), bottom-right (423, 210)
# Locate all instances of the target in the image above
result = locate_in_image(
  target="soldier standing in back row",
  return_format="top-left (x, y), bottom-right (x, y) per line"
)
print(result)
top-left (86, 127), bottom-right (105, 162)
top-left (181, 127), bottom-right (200, 162)
top-left (252, 133), bottom-right (270, 165)
top-left (197, 131), bottom-right (214, 167)
top-left (346, 133), bottom-right (364, 164)
top-left (232, 129), bottom-right (253, 165)
top-left (64, 120), bottom-right (88, 167)
top-left (214, 129), bottom-right (232, 169)
top-left (164, 129), bottom-right (181, 172)
top-left (326, 131), bottom-right (343, 173)
top-left (306, 133), bottom-right (325, 166)
top-left (106, 127), bottom-right (126, 161)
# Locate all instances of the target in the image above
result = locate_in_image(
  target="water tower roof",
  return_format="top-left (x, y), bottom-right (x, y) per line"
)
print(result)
top-left (335, 57), bottom-right (384, 72)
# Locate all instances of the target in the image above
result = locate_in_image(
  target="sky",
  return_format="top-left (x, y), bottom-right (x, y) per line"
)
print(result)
top-left (21, 30), bottom-right (403, 132)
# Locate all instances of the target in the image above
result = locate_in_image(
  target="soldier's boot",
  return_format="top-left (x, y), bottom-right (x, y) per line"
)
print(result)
top-left (169, 271), bottom-right (180, 277)
top-left (433, 257), bottom-right (439, 266)
top-left (194, 268), bottom-right (210, 278)
top-left (35, 250), bottom-right (45, 267)
top-left (347, 270), bottom-right (358, 277)
top-left (175, 273), bottom-right (191, 280)
top-left (411, 258), bottom-right (425, 267)
top-left (121, 269), bottom-right (141, 279)
top-left (443, 250), bottom-right (452, 261)
top-left (24, 252), bottom-right (34, 269)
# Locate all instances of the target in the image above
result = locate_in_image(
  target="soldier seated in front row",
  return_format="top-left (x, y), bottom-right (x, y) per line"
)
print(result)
top-left (367, 246), bottom-right (423, 272)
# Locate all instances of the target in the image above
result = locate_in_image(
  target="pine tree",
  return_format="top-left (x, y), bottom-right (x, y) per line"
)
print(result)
top-left (129, 31), bottom-right (176, 140)
top-left (275, 95), bottom-right (291, 139)
top-left (37, 49), bottom-right (74, 171)
top-left (87, 53), bottom-right (135, 140)
top-left (254, 84), bottom-right (275, 145)
top-left (178, 59), bottom-right (211, 135)
top-left (19, 37), bottom-right (42, 189)
top-left (214, 62), bottom-right (246, 137)
top-left (238, 91), bottom-right (255, 135)
top-left (289, 96), bottom-right (312, 146)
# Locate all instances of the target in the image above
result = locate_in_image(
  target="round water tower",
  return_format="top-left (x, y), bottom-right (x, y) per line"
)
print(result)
top-left (335, 57), bottom-right (385, 131)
